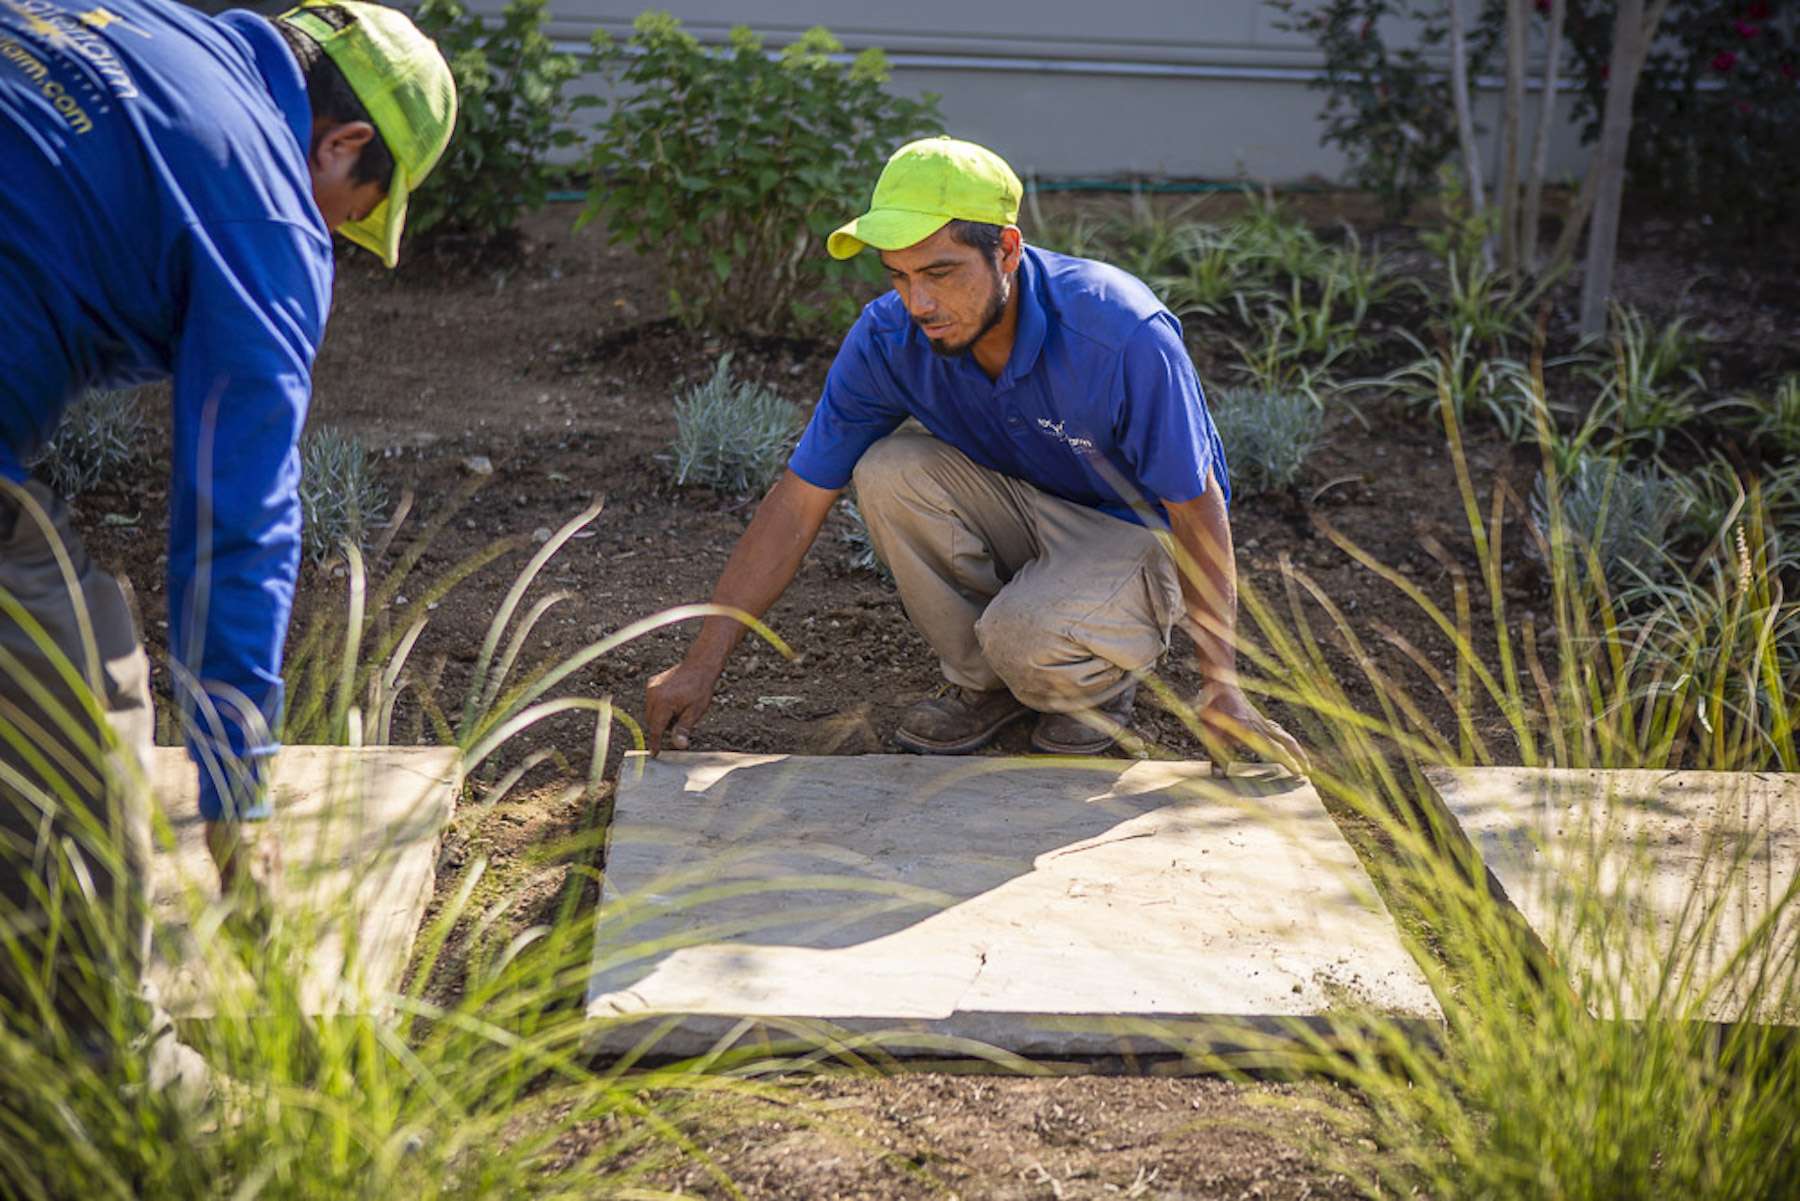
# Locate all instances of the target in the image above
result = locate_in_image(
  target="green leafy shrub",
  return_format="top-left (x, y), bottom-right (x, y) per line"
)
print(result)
top-left (1317, 227), bottom-right (1395, 317)
top-left (1102, 193), bottom-right (1209, 281)
top-left (581, 13), bottom-right (942, 335)
top-left (30, 388), bottom-right (145, 497)
top-left (671, 355), bottom-right (803, 494)
top-left (1210, 386), bottom-right (1325, 497)
top-left (1228, 311), bottom-right (1342, 404)
top-left (299, 427), bottom-right (388, 563)
top-left (1425, 252), bottom-right (1530, 352)
top-left (408, 0), bottom-right (581, 251)
top-left (1267, 0), bottom-right (1492, 220)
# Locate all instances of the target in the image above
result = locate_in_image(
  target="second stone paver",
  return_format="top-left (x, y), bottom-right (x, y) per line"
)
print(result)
top-left (588, 752), bottom-right (1440, 1060)
top-left (147, 745), bottom-right (460, 1018)
top-left (1426, 766), bottom-right (1800, 1025)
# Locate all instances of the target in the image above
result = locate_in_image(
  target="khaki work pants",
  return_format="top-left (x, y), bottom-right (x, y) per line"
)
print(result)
top-left (0, 480), bottom-right (154, 1036)
top-left (853, 431), bottom-right (1184, 713)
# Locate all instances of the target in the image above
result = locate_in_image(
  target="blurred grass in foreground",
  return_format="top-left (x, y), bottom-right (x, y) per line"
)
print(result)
top-left (1151, 355), bottom-right (1797, 1199)
top-left (0, 484), bottom-right (815, 1199)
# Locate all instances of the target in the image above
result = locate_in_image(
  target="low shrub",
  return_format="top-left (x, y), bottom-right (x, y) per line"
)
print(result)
top-left (1317, 227), bottom-right (1395, 318)
top-left (1588, 303), bottom-right (1706, 454)
top-left (1370, 328), bottom-right (1506, 429)
top-left (1210, 386), bottom-right (1324, 497)
top-left (408, 0), bottom-right (581, 251)
top-left (1155, 225), bottom-right (1260, 319)
top-left (1231, 190), bottom-right (1333, 284)
top-left (671, 355), bottom-right (803, 494)
top-left (837, 496), bottom-right (892, 581)
top-left (1530, 456), bottom-right (1685, 594)
top-left (1426, 251), bottom-right (1530, 353)
top-left (30, 388), bottom-right (145, 497)
top-left (299, 427), bottom-right (388, 563)
top-left (1726, 374), bottom-right (1800, 460)
top-left (582, 13), bottom-right (942, 336)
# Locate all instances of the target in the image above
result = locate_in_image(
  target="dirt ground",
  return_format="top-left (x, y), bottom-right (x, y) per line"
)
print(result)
top-left (66, 195), bottom-right (1799, 1197)
top-left (594, 1073), bottom-right (1372, 1200)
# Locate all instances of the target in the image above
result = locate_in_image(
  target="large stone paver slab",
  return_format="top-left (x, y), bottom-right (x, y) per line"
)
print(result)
top-left (147, 746), bottom-right (460, 1017)
top-left (588, 753), bottom-right (1439, 1060)
top-left (1425, 767), bottom-right (1800, 1024)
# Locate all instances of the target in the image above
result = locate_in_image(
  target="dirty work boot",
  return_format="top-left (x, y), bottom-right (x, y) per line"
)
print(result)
top-left (1030, 683), bottom-right (1137, 756)
top-left (894, 686), bottom-right (1030, 754)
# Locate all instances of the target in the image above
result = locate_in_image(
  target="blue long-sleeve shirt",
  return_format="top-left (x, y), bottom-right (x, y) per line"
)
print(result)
top-left (1, 0), bottom-right (332, 820)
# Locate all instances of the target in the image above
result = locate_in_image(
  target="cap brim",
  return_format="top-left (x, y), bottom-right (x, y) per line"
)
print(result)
top-left (337, 164), bottom-right (411, 269)
top-left (826, 208), bottom-right (952, 260)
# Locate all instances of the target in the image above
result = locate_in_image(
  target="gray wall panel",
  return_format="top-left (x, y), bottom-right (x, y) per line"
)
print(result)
top-left (474, 0), bottom-right (1596, 181)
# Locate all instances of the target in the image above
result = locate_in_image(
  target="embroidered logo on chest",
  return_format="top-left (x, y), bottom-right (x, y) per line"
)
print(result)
top-left (1035, 417), bottom-right (1096, 454)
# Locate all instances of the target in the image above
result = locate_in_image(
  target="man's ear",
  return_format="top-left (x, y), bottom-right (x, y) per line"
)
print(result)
top-left (311, 119), bottom-right (375, 174)
top-left (999, 225), bottom-right (1024, 274)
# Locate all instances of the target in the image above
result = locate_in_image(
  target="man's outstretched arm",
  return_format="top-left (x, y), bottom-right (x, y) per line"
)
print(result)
top-left (644, 469), bottom-right (842, 752)
top-left (1163, 485), bottom-right (1310, 775)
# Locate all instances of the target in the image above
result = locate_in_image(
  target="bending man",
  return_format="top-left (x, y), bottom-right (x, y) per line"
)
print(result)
top-left (0, 0), bottom-right (454, 1044)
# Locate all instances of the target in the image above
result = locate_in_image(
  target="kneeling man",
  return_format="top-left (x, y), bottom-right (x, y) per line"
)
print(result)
top-left (646, 137), bottom-right (1304, 769)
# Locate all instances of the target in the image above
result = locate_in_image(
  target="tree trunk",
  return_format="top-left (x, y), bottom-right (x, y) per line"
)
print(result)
top-left (1547, 159), bottom-right (1598, 275)
top-left (1521, 0), bottom-right (1568, 271)
top-left (1447, 0), bottom-right (1486, 215)
top-left (1578, 0), bottom-right (1647, 336)
top-left (1499, 0), bottom-right (1528, 273)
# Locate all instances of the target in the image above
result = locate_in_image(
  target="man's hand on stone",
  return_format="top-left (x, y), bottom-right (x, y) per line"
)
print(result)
top-left (645, 659), bottom-right (722, 754)
top-left (1196, 680), bottom-right (1311, 778)
top-left (204, 820), bottom-right (282, 941)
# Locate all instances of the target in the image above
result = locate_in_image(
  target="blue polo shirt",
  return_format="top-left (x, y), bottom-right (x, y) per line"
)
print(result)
top-left (1, 0), bottom-right (332, 820)
top-left (789, 245), bottom-right (1228, 526)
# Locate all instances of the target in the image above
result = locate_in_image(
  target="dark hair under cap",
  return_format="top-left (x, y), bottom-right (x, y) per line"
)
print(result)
top-left (274, 3), bottom-right (395, 187)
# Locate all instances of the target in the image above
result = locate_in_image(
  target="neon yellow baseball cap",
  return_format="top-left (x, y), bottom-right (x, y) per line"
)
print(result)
top-left (278, 1), bottom-right (457, 268)
top-left (827, 136), bottom-right (1023, 260)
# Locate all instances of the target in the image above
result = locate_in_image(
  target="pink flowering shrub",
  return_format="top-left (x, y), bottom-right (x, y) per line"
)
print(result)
top-left (1552, 0), bottom-right (1798, 229)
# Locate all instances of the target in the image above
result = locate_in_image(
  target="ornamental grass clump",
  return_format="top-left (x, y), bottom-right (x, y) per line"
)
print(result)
top-left (1131, 364), bottom-right (1798, 1199)
top-left (1727, 373), bottom-right (1800, 460)
top-left (1210, 386), bottom-right (1323, 498)
top-left (1587, 302), bottom-right (1708, 454)
top-left (670, 354), bottom-right (804, 495)
top-left (1, 483), bottom-right (805, 1199)
top-left (30, 387), bottom-right (145, 497)
top-left (1154, 224), bottom-right (1259, 320)
top-left (299, 426), bottom-right (388, 564)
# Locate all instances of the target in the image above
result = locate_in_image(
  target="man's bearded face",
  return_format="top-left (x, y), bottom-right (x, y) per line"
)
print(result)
top-left (879, 226), bottom-right (1013, 360)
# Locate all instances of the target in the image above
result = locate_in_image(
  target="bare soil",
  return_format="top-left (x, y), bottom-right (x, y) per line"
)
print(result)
top-left (64, 195), bottom-right (1798, 1197)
